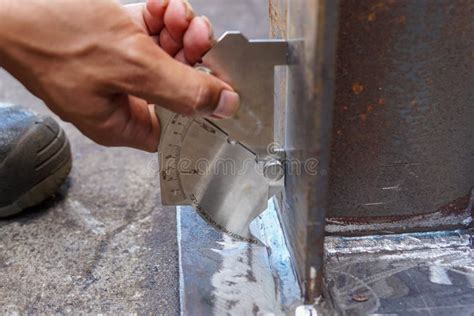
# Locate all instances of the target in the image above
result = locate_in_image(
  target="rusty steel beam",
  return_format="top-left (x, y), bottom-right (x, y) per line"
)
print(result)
top-left (270, 0), bottom-right (340, 303)
top-left (328, 0), bottom-right (474, 225)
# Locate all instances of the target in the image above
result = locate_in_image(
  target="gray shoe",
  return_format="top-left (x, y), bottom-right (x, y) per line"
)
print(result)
top-left (0, 104), bottom-right (72, 217)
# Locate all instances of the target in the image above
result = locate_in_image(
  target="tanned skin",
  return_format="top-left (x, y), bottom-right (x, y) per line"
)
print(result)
top-left (0, 0), bottom-right (239, 152)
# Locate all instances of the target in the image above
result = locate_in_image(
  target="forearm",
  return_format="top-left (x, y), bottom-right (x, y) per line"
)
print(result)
top-left (0, 1), bottom-right (35, 74)
top-left (0, 0), bottom-right (237, 152)
top-left (0, 1), bottom-right (15, 66)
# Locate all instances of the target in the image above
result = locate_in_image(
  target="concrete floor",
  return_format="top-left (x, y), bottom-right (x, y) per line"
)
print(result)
top-left (0, 1), bottom-right (267, 313)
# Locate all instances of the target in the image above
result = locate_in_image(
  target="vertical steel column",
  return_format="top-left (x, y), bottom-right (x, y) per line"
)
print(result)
top-left (270, 0), bottom-right (473, 308)
top-left (270, 0), bottom-right (340, 303)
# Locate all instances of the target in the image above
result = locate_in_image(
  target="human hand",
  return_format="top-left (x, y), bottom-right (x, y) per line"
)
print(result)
top-left (0, 0), bottom-right (239, 152)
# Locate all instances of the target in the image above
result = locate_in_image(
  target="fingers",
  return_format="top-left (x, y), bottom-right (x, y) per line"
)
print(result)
top-left (121, 100), bottom-right (161, 152)
top-left (172, 16), bottom-right (213, 65)
top-left (154, 56), bottom-right (239, 118)
top-left (164, 15), bottom-right (213, 64)
top-left (163, 0), bottom-right (194, 44)
top-left (156, 61), bottom-right (240, 119)
top-left (118, 40), bottom-right (239, 119)
top-left (182, 16), bottom-right (214, 64)
top-left (76, 96), bottom-right (161, 152)
top-left (114, 99), bottom-right (160, 152)
top-left (128, 1), bottom-right (215, 65)
top-left (160, 28), bottom-right (181, 56)
top-left (174, 50), bottom-right (188, 64)
top-left (143, 0), bottom-right (168, 34)
top-left (143, 0), bottom-right (214, 65)
top-left (157, 0), bottom-right (193, 57)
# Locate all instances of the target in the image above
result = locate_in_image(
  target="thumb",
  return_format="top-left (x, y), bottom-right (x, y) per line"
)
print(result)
top-left (119, 38), bottom-right (240, 118)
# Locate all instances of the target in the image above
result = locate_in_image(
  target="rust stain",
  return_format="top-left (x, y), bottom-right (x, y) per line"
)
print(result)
top-left (352, 293), bottom-right (369, 302)
top-left (313, 84), bottom-right (321, 94)
top-left (368, 12), bottom-right (376, 22)
top-left (438, 193), bottom-right (473, 216)
top-left (371, 2), bottom-right (385, 10)
top-left (352, 83), bottom-right (365, 95)
top-left (326, 191), bottom-right (473, 228)
top-left (353, 101), bottom-right (381, 123)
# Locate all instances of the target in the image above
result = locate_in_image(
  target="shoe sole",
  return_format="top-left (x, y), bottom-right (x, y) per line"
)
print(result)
top-left (0, 123), bottom-right (72, 217)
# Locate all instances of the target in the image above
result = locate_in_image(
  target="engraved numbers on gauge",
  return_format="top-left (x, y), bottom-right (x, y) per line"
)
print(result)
top-left (160, 114), bottom-right (193, 203)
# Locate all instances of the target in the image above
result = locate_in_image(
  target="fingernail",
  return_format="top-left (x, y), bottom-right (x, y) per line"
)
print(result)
top-left (182, 0), bottom-right (194, 20)
top-left (201, 16), bottom-right (215, 42)
top-left (213, 90), bottom-right (240, 119)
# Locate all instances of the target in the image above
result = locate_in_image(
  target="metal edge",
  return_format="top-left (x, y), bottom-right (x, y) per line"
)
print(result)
top-left (177, 206), bottom-right (185, 316)
top-left (250, 198), bottom-right (303, 311)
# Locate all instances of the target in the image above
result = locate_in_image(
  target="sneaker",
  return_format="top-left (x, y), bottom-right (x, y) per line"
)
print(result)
top-left (0, 103), bottom-right (72, 217)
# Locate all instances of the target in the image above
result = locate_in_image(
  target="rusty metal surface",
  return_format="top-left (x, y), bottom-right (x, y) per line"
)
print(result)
top-left (327, 188), bottom-right (473, 236)
top-left (271, 0), bottom-right (340, 303)
top-left (328, 0), bottom-right (474, 220)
